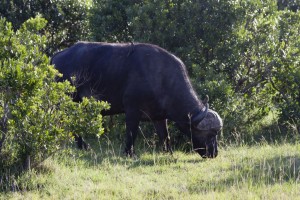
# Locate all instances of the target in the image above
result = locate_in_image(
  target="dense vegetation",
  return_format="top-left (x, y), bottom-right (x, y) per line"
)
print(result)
top-left (0, 16), bottom-right (108, 186)
top-left (0, 0), bottom-right (299, 195)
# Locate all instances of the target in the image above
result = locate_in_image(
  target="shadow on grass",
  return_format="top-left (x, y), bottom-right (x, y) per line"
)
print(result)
top-left (66, 136), bottom-right (207, 169)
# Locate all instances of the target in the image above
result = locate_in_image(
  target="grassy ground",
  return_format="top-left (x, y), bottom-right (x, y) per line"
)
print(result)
top-left (1, 139), bottom-right (300, 200)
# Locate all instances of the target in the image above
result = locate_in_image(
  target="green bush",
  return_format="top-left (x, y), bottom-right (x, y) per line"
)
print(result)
top-left (0, 17), bottom-right (108, 182)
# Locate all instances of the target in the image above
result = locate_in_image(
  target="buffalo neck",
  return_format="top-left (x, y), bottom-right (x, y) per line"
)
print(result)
top-left (163, 70), bottom-right (206, 126)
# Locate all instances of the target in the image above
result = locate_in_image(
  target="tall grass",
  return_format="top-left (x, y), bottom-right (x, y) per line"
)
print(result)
top-left (1, 135), bottom-right (300, 199)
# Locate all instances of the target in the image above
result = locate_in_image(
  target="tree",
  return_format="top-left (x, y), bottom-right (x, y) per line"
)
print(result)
top-left (271, 10), bottom-right (300, 121)
top-left (0, 0), bottom-right (91, 55)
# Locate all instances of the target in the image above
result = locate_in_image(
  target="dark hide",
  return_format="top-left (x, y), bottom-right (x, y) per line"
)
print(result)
top-left (51, 42), bottom-right (218, 158)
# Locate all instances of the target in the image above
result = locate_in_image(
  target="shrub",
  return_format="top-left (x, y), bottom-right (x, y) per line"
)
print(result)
top-left (0, 17), bottom-right (109, 189)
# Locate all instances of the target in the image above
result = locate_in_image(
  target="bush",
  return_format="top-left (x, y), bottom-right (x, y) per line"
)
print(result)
top-left (0, 17), bottom-right (108, 189)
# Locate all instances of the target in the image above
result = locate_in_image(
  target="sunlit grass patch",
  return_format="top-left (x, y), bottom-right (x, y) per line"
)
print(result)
top-left (1, 142), bottom-right (300, 199)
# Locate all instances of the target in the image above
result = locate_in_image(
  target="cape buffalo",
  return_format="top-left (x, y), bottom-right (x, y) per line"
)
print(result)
top-left (51, 42), bottom-right (223, 158)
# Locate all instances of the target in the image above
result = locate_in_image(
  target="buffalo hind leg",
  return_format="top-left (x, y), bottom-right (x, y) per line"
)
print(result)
top-left (154, 119), bottom-right (172, 154)
top-left (124, 110), bottom-right (141, 157)
top-left (74, 134), bottom-right (89, 150)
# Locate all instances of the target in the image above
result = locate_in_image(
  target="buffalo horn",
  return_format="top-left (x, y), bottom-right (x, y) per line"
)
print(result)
top-left (192, 103), bottom-right (209, 125)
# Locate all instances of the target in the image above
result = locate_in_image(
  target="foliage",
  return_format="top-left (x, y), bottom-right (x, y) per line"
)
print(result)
top-left (271, 10), bottom-right (300, 121)
top-left (90, 0), bottom-right (238, 71)
top-left (90, 0), bottom-right (133, 42)
top-left (0, 17), bottom-right (108, 177)
top-left (277, 0), bottom-right (300, 11)
top-left (65, 97), bottom-right (109, 139)
top-left (0, 0), bottom-right (91, 55)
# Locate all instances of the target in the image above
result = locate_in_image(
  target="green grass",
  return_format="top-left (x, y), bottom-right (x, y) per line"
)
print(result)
top-left (1, 140), bottom-right (300, 199)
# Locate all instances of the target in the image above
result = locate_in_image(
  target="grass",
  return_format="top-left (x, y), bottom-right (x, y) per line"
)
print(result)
top-left (1, 138), bottom-right (300, 199)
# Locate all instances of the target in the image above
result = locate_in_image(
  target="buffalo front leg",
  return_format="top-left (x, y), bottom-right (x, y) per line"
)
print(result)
top-left (124, 110), bottom-right (141, 157)
top-left (154, 119), bottom-right (172, 154)
top-left (71, 90), bottom-right (89, 150)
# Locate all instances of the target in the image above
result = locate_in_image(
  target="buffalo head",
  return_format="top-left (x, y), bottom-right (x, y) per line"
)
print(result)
top-left (192, 109), bottom-right (223, 158)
